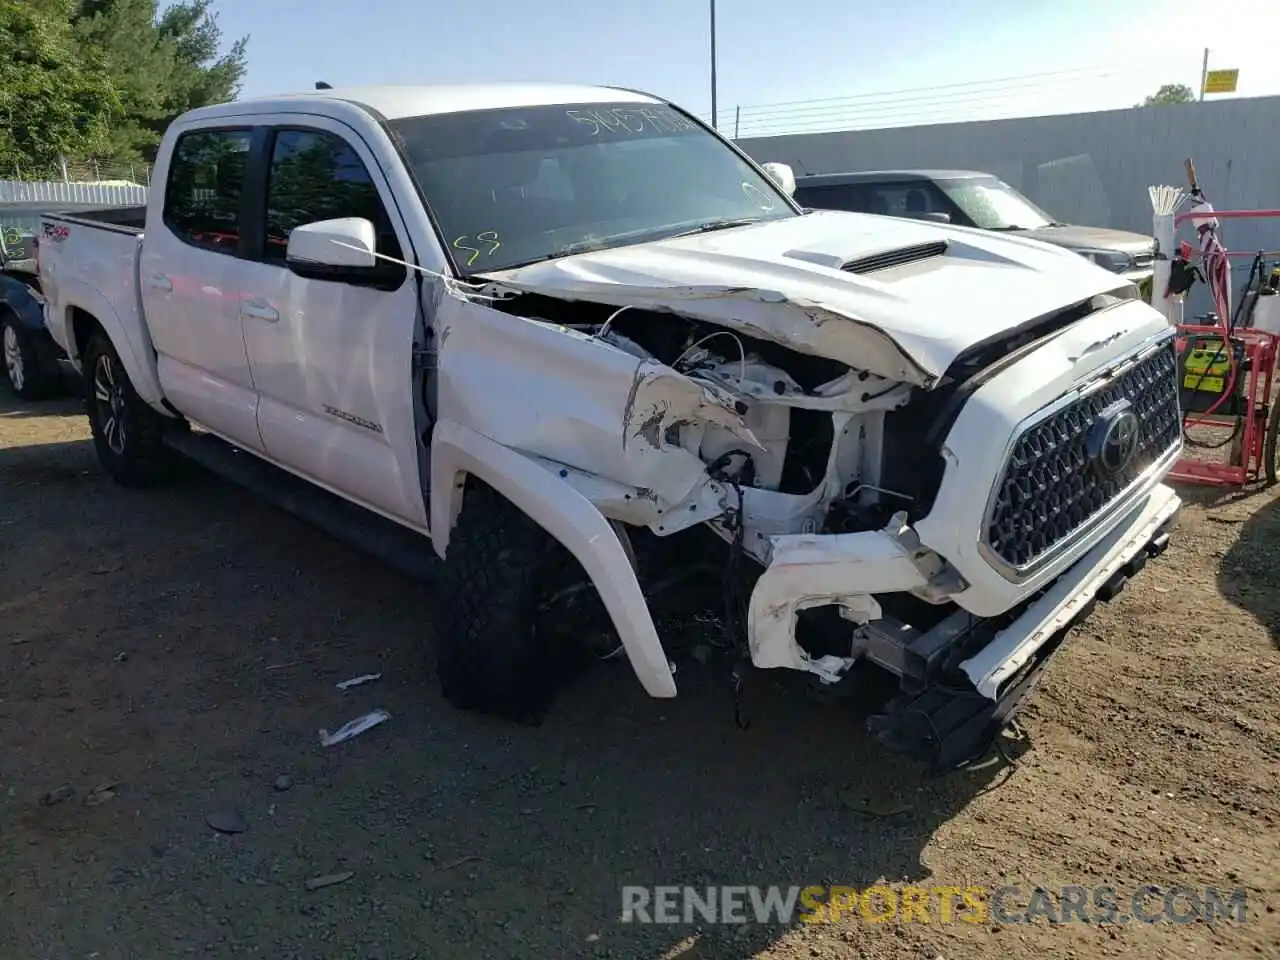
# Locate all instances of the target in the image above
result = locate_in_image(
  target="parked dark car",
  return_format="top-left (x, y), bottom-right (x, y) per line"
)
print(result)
top-left (793, 169), bottom-right (1156, 298)
top-left (1, 206), bottom-right (71, 398)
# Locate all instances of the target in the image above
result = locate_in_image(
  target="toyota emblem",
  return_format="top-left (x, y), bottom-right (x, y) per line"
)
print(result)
top-left (1086, 401), bottom-right (1141, 477)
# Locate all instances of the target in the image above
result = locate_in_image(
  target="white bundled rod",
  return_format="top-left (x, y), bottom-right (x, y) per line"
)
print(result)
top-left (1149, 184), bottom-right (1187, 326)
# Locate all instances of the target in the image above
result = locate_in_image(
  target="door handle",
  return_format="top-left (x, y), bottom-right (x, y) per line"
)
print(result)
top-left (243, 299), bottom-right (280, 323)
top-left (147, 272), bottom-right (173, 292)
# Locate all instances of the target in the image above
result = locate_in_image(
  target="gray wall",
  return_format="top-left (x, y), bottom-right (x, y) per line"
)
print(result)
top-left (741, 97), bottom-right (1280, 319)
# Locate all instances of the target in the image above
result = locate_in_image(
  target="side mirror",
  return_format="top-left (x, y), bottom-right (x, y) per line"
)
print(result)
top-left (760, 162), bottom-right (796, 197)
top-left (286, 217), bottom-right (383, 283)
top-left (908, 210), bottom-right (952, 224)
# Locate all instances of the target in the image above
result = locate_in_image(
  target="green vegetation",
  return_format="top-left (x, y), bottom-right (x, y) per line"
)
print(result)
top-left (1139, 83), bottom-right (1196, 107)
top-left (0, 0), bottom-right (247, 179)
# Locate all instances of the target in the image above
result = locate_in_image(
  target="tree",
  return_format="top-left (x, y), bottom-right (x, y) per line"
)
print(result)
top-left (0, 0), bottom-right (120, 176)
top-left (0, 0), bottom-right (248, 177)
top-left (1140, 83), bottom-right (1196, 107)
top-left (156, 1), bottom-right (248, 122)
top-left (70, 0), bottom-right (248, 165)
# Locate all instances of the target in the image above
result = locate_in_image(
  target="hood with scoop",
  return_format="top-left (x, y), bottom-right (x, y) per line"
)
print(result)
top-left (481, 209), bottom-right (1139, 387)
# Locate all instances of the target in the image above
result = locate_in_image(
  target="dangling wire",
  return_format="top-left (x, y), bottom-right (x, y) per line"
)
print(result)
top-left (671, 330), bottom-right (749, 389)
top-left (328, 239), bottom-right (512, 302)
top-left (705, 449), bottom-right (755, 731)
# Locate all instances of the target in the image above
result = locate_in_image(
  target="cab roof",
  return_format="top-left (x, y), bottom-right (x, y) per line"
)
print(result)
top-left (795, 170), bottom-right (992, 188)
top-left (181, 83), bottom-right (663, 124)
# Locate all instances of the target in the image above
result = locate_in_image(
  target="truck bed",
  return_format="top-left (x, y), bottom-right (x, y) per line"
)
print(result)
top-left (44, 205), bottom-right (147, 233)
top-left (37, 208), bottom-right (147, 367)
top-left (6, 204), bottom-right (145, 271)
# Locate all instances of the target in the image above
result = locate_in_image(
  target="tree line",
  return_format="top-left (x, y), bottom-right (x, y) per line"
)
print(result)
top-left (0, 0), bottom-right (248, 180)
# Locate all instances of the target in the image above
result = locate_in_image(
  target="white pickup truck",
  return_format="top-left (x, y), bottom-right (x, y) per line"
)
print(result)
top-left (38, 83), bottom-right (1183, 769)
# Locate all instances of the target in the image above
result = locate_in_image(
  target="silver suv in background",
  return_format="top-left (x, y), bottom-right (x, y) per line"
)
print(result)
top-left (793, 169), bottom-right (1157, 299)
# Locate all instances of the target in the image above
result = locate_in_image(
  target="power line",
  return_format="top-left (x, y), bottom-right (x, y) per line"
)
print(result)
top-left (698, 61), bottom-right (1186, 137)
top-left (736, 90), bottom-right (1131, 135)
top-left (728, 61), bottom-right (1154, 113)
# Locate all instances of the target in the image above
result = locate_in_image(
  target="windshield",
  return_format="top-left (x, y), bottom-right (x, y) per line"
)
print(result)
top-left (936, 176), bottom-right (1055, 231)
top-left (386, 101), bottom-right (797, 274)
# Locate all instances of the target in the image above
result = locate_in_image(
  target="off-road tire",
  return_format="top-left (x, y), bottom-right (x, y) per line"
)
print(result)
top-left (1, 313), bottom-right (56, 400)
top-left (83, 332), bottom-right (174, 487)
top-left (432, 482), bottom-right (604, 724)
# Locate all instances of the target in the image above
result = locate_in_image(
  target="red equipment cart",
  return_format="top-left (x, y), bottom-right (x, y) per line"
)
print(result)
top-left (1156, 174), bottom-right (1280, 487)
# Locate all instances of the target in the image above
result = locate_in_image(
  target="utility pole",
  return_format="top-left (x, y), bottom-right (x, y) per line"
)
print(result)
top-left (1199, 47), bottom-right (1209, 102)
top-left (711, 0), bottom-right (721, 129)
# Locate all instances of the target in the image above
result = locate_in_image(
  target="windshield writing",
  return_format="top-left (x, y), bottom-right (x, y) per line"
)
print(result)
top-left (387, 101), bottom-right (796, 273)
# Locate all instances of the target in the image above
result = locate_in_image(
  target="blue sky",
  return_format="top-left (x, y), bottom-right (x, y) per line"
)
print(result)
top-left (214, 0), bottom-right (1275, 134)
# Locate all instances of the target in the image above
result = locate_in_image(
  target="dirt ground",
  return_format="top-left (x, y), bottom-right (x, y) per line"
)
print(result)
top-left (2, 387), bottom-right (1278, 960)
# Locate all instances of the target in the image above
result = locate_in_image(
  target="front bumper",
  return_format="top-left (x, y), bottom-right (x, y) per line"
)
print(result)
top-left (869, 482), bottom-right (1180, 769)
top-left (745, 480), bottom-right (1180, 768)
top-left (958, 480), bottom-right (1180, 698)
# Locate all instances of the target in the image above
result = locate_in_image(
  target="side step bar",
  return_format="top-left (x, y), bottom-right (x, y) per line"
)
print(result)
top-left (164, 430), bottom-right (440, 583)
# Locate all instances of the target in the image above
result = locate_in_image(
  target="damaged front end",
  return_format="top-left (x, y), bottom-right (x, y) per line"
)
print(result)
top-left (433, 262), bottom-right (1181, 771)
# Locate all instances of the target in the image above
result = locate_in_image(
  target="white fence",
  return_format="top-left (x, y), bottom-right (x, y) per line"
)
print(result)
top-left (0, 179), bottom-right (148, 208)
top-left (1, 180), bottom-right (149, 267)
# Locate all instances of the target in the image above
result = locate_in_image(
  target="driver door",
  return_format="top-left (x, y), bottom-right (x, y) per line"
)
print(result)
top-left (234, 117), bottom-right (426, 528)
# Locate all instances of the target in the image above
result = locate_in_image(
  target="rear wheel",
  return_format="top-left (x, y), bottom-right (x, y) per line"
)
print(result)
top-left (1, 315), bottom-right (56, 400)
top-left (83, 332), bottom-right (174, 486)
top-left (432, 482), bottom-right (612, 724)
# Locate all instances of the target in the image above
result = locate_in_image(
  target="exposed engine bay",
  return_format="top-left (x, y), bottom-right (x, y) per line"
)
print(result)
top-left (479, 290), bottom-right (1123, 694)
top-left (491, 290), bottom-right (1108, 558)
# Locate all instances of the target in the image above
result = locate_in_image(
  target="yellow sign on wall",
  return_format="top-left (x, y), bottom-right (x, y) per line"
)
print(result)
top-left (1203, 69), bottom-right (1239, 94)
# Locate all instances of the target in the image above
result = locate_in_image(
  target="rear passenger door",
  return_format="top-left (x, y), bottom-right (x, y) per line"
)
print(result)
top-left (235, 118), bottom-right (427, 529)
top-left (141, 125), bottom-right (264, 449)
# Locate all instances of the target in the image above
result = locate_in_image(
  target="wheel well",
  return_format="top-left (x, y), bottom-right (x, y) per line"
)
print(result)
top-left (70, 307), bottom-right (102, 363)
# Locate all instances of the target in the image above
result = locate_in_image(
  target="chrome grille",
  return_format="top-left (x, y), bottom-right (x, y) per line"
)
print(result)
top-left (984, 336), bottom-right (1180, 574)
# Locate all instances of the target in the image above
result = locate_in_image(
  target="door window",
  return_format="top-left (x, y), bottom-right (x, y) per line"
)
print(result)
top-left (794, 183), bottom-right (873, 213)
top-left (860, 182), bottom-right (954, 219)
top-left (163, 129), bottom-right (252, 253)
top-left (263, 128), bottom-right (404, 280)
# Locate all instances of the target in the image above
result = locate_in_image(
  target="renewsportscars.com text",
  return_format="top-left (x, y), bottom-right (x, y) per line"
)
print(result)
top-left (620, 884), bottom-right (1249, 926)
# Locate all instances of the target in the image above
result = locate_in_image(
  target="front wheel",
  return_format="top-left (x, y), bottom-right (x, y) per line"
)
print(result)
top-left (431, 482), bottom-right (611, 724)
top-left (83, 332), bottom-right (174, 486)
top-left (1, 315), bottom-right (56, 400)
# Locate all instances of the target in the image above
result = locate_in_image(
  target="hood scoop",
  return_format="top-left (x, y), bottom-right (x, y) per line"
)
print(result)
top-left (842, 240), bottom-right (949, 275)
